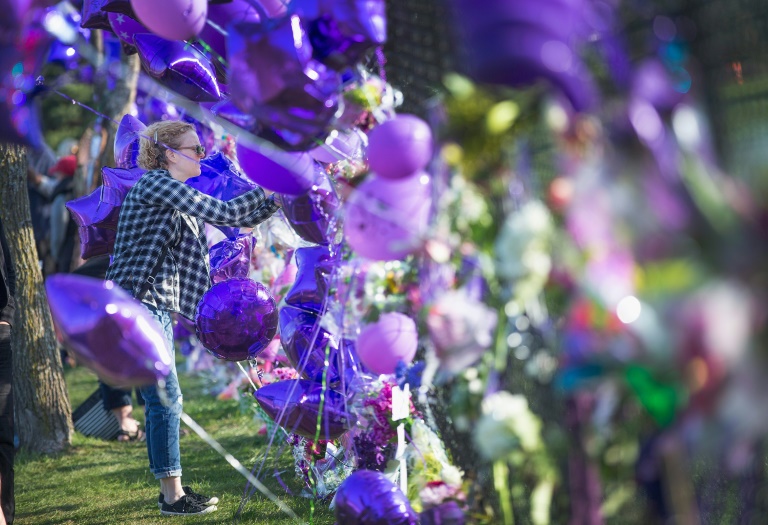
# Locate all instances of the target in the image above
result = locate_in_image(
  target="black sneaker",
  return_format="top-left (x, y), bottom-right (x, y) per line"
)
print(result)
top-left (160, 494), bottom-right (217, 516)
top-left (158, 486), bottom-right (219, 509)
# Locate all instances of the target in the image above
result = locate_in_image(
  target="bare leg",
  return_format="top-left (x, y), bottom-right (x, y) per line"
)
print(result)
top-left (111, 406), bottom-right (140, 441)
top-left (160, 476), bottom-right (185, 504)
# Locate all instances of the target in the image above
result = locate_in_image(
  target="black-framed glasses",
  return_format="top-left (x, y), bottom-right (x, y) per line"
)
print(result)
top-left (178, 145), bottom-right (206, 157)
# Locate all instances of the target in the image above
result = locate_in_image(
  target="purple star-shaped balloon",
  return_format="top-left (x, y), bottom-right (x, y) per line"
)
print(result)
top-left (187, 151), bottom-right (259, 238)
top-left (113, 114), bottom-right (146, 169)
top-left (228, 16), bottom-right (340, 150)
top-left (253, 379), bottom-right (354, 439)
top-left (134, 33), bottom-right (222, 102)
top-left (284, 246), bottom-right (335, 314)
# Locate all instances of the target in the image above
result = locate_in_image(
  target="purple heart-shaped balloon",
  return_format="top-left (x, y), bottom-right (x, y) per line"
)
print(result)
top-left (45, 274), bottom-right (172, 387)
top-left (253, 379), bottom-right (354, 439)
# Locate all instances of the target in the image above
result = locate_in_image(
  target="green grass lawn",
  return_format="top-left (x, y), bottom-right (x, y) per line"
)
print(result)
top-left (15, 364), bottom-right (335, 524)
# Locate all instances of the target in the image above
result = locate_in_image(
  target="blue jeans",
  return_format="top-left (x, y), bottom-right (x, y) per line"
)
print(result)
top-left (138, 304), bottom-right (182, 479)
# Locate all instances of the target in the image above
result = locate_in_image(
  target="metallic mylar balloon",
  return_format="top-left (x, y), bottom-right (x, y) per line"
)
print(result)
top-left (114, 113), bottom-right (146, 168)
top-left (208, 234), bottom-right (252, 284)
top-left (195, 278), bottom-right (278, 361)
top-left (367, 115), bottom-right (433, 180)
top-left (227, 17), bottom-right (340, 150)
top-left (281, 171), bottom-right (340, 245)
top-left (356, 312), bottom-right (418, 375)
top-left (134, 33), bottom-right (222, 102)
top-left (307, 0), bottom-right (387, 70)
top-left (309, 129), bottom-right (363, 163)
top-left (279, 305), bottom-right (355, 386)
top-left (198, 0), bottom-right (261, 60)
top-left (236, 142), bottom-right (316, 195)
top-left (99, 166), bottom-right (145, 229)
top-left (81, 0), bottom-right (118, 30)
top-left (187, 151), bottom-right (259, 238)
top-left (253, 379), bottom-right (354, 439)
top-left (107, 12), bottom-right (148, 54)
top-left (100, 0), bottom-right (135, 16)
top-left (66, 188), bottom-right (119, 259)
top-left (284, 246), bottom-right (334, 314)
top-left (45, 274), bottom-right (172, 387)
top-left (343, 171), bottom-right (431, 261)
top-left (131, 0), bottom-right (207, 41)
top-left (335, 470), bottom-right (418, 525)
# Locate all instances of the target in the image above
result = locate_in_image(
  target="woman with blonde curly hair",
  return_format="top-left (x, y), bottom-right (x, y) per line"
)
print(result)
top-left (106, 120), bottom-right (281, 516)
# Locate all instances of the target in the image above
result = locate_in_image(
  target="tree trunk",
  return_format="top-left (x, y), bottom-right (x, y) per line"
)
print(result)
top-left (0, 143), bottom-right (73, 453)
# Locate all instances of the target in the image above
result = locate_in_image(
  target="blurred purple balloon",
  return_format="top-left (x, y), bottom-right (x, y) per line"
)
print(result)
top-left (0, 42), bottom-right (45, 147)
top-left (284, 246), bottom-right (334, 314)
top-left (253, 379), bottom-right (354, 439)
top-left (209, 234), bottom-right (253, 284)
top-left (281, 171), bottom-right (340, 245)
top-left (335, 470), bottom-right (418, 525)
top-left (309, 129), bottom-right (363, 163)
top-left (368, 115), bottom-right (433, 179)
top-left (236, 142), bottom-right (316, 195)
top-left (195, 278), bottom-right (278, 361)
top-left (420, 501), bottom-right (466, 525)
top-left (187, 151), bottom-right (259, 238)
top-left (279, 306), bottom-right (355, 386)
top-left (199, 0), bottom-right (261, 59)
top-left (114, 114), bottom-right (146, 168)
top-left (305, 0), bottom-right (387, 70)
top-left (100, 0), bottom-right (134, 16)
top-left (203, 99), bottom-right (256, 131)
top-left (631, 59), bottom-right (684, 111)
top-left (228, 17), bottom-right (340, 150)
top-left (131, 0), bottom-right (207, 41)
top-left (343, 171), bottom-right (431, 261)
top-left (81, 0), bottom-right (117, 30)
top-left (66, 187), bottom-right (121, 259)
top-left (134, 33), bottom-right (222, 102)
top-left (45, 274), bottom-right (172, 387)
top-left (356, 312), bottom-right (418, 375)
top-left (108, 12), bottom-right (148, 54)
top-left (99, 166), bottom-right (145, 229)
top-left (1, 0), bottom-right (31, 39)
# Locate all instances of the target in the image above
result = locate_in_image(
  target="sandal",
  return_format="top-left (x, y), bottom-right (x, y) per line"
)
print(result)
top-left (117, 428), bottom-right (145, 442)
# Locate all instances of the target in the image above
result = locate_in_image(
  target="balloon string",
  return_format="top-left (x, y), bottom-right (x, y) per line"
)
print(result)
top-left (179, 411), bottom-right (306, 524)
top-left (50, 89), bottom-right (121, 126)
top-left (237, 361), bottom-right (261, 391)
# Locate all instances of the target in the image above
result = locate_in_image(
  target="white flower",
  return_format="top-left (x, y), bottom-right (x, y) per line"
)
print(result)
top-left (494, 200), bottom-right (554, 304)
top-left (473, 392), bottom-right (543, 461)
top-left (441, 465), bottom-right (464, 488)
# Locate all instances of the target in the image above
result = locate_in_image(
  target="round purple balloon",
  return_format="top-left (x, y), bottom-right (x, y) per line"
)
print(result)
top-left (335, 470), bottom-right (418, 525)
top-left (134, 33), bottom-right (222, 103)
top-left (45, 274), bottom-right (173, 387)
top-left (368, 115), bottom-right (433, 180)
top-left (281, 173), bottom-right (340, 245)
top-left (356, 312), bottom-right (418, 375)
top-left (236, 142), bottom-right (316, 195)
top-left (343, 171), bottom-right (431, 261)
top-left (284, 246), bottom-right (334, 314)
top-left (195, 278), bottom-right (278, 361)
top-left (253, 379), bottom-right (354, 439)
top-left (209, 234), bottom-right (253, 284)
top-left (114, 113), bottom-right (147, 169)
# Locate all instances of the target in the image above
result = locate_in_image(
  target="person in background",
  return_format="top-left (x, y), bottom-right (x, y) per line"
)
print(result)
top-left (106, 120), bottom-right (281, 516)
top-left (0, 216), bottom-right (17, 525)
top-left (27, 155), bottom-right (78, 274)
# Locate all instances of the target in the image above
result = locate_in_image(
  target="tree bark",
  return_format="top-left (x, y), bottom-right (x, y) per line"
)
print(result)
top-left (0, 143), bottom-right (72, 453)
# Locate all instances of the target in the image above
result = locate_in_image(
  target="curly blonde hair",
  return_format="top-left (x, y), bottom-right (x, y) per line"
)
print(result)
top-left (137, 120), bottom-right (196, 170)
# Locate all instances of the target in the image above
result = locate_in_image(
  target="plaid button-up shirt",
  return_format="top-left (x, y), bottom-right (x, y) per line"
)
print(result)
top-left (105, 169), bottom-right (279, 319)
